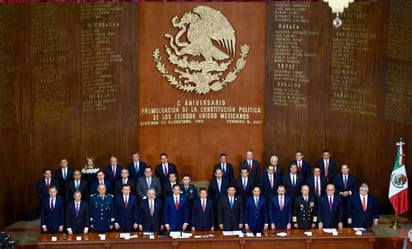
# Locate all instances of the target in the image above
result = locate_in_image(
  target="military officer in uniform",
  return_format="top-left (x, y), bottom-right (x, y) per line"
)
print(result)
top-left (180, 174), bottom-right (197, 230)
top-left (89, 184), bottom-right (114, 232)
top-left (293, 185), bottom-right (317, 229)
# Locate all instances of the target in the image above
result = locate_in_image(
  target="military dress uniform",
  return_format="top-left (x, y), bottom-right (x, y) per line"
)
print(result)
top-left (292, 196), bottom-right (317, 229)
top-left (180, 184), bottom-right (198, 229)
top-left (89, 193), bottom-right (115, 232)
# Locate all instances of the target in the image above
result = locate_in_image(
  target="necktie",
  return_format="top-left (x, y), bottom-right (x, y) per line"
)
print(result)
top-left (202, 200), bottom-right (206, 212)
top-left (147, 177), bottom-right (151, 188)
top-left (298, 161), bottom-right (302, 173)
top-left (255, 198), bottom-right (259, 208)
top-left (135, 162), bottom-right (138, 172)
top-left (269, 174), bottom-right (274, 188)
top-left (230, 197), bottom-right (234, 208)
top-left (325, 160), bottom-right (329, 177)
top-left (329, 197), bottom-right (333, 211)
top-left (163, 164), bottom-right (168, 176)
top-left (344, 175), bottom-right (348, 189)
top-left (99, 180), bottom-right (104, 185)
top-left (124, 196), bottom-right (128, 208)
top-left (112, 166), bottom-right (116, 178)
top-left (150, 200), bottom-right (154, 216)
top-left (217, 179), bottom-right (221, 192)
top-left (362, 196), bottom-right (367, 211)
top-left (46, 179), bottom-right (50, 189)
top-left (175, 196), bottom-right (179, 210)
top-left (75, 181), bottom-right (79, 190)
top-left (279, 196), bottom-right (284, 211)
top-left (63, 169), bottom-right (67, 180)
top-left (123, 179), bottom-right (127, 184)
top-left (292, 175), bottom-right (295, 185)
top-left (243, 179), bottom-right (247, 190)
top-left (304, 197), bottom-right (308, 202)
top-left (222, 164), bottom-right (226, 174)
top-left (75, 203), bottom-right (79, 217)
top-left (248, 161), bottom-right (252, 171)
top-left (50, 198), bottom-right (55, 210)
top-left (315, 177), bottom-right (320, 198)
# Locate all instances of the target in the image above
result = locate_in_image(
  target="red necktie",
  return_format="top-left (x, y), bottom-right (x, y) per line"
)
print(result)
top-left (248, 161), bottom-right (252, 171)
top-left (325, 160), bottom-right (329, 177)
top-left (298, 162), bottom-right (302, 173)
top-left (362, 196), bottom-right (367, 211)
top-left (269, 175), bottom-right (274, 188)
top-left (175, 196), bottom-right (179, 210)
top-left (46, 179), bottom-right (50, 189)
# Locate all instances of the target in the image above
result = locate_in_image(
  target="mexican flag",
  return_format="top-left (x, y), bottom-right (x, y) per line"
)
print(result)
top-left (388, 139), bottom-right (410, 215)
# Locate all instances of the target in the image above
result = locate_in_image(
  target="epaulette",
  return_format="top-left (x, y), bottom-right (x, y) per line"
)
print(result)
top-left (107, 194), bottom-right (114, 198)
top-left (292, 216), bottom-right (297, 222)
top-left (90, 193), bottom-right (97, 197)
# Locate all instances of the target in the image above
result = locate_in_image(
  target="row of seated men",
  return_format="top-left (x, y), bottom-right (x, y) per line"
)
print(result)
top-left (39, 175), bottom-right (379, 234)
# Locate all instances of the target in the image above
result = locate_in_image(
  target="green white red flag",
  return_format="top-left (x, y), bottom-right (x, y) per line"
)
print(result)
top-left (388, 139), bottom-right (410, 215)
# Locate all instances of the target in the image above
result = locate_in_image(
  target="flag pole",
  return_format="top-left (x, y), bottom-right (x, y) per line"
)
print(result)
top-left (390, 214), bottom-right (400, 229)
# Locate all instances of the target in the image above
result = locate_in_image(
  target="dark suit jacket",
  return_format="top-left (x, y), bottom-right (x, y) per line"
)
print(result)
top-left (283, 173), bottom-right (303, 202)
top-left (155, 163), bottom-right (178, 186)
top-left (234, 176), bottom-right (254, 207)
top-left (36, 179), bottom-right (60, 202)
top-left (136, 176), bottom-right (162, 199)
top-left (207, 178), bottom-right (230, 208)
top-left (65, 201), bottom-right (89, 234)
top-left (127, 161), bottom-right (147, 183)
top-left (317, 194), bottom-right (343, 228)
top-left (346, 194), bottom-right (379, 228)
top-left (191, 198), bottom-right (215, 231)
top-left (239, 160), bottom-right (261, 184)
top-left (217, 195), bottom-right (243, 231)
top-left (289, 160), bottom-right (311, 183)
top-left (114, 178), bottom-right (136, 196)
top-left (259, 173), bottom-right (280, 202)
top-left (90, 180), bottom-right (111, 195)
top-left (264, 164), bottom-right (284, 184)
top-left (244, 196), bottom-right (268, 233)
top-left (163, 182), bottom-right (178, 198)
top-left (65, 180), bottom-right (89, 203)
top-left (41, 197), bottom-right (64, 233)
top-left (334, 174), bottom-right (357, 195)
top-left (306, 175), bottom-right (327, 198)
top-left (213, 163), bottom-right (235, 184)
top-left (163, 194), bottom-right (189, 231)
top-left (54, 168), bottom-right (74, 202)
top-left (269, 195), bottom-right (292, 229)
top-left (315, 158), bottom-right (338, 183)
top-left (114, 194), bottom-right (139, 232)
top-left (139, 198), bottom-right (163, 232)
top-left (104, 165), bottom-right (123, 193)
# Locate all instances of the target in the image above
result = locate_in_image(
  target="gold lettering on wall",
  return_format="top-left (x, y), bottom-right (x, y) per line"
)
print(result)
top-left (329, 3), bottom-right (377, 116)
top-left (384, 0), bottom-right (412, 124)
top-left (31, 4), bottom-right (72, 125)
top-left (272, 2), bottom-right (318, 108)
top-left (80, 4), bottom-right (123, 112)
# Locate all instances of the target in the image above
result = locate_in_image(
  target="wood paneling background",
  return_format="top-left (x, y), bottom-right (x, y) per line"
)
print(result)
top-left (0, 1), bottom-right (411, 228)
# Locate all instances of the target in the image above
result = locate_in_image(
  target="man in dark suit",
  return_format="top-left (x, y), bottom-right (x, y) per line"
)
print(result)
top-left (114, 168), bottom-right (135, 196)
top-left (90, 171), bottom-right (111, 195)
top-left (114, 184), bottom-right (139, 232)
top-left (127, 152), bottom-right (147, 183)
top-left (162, 172), bottom-right (178, 198)
top-left (315, 149), bottom-right (338, 184)
top-left (191, 188), bottom-right (214, 232)
top-left (244, 186), bottom-right (268, 233)
top-left (163, 185), bottom-right (189, 231)
top-left (266, 155), bottom-right (283, 183)
top-left (139, 188), bottom-right (163, 232)
top-left (293, 185), bottom-right (317, 229)
top-left (104, 155), bottom-right (123, 194)
top-left (317, 184), bottom-right (343, 229)
top-left (283, 163), bottom-right (303, 206)
top-left (347, 183), bottom-right (379, 228)
top-left (306, 166), bottom-right (327, 199)
top-left (54, 157), bottom-right (74, 203)
top-left (269, 185), bottom-right (292, 230)
top-left (212, 153), bottom-right (235, 184)
top-left (259, 165), bottom-right (280, 203)
top-left (208, 168), bottom-right (229, 229)
top-left (89, 184), bottom-right (114, 232)
top-left (136, 166), bottom-right (162, 199)
top-left (37, 168), bottom-right (60, 204)
top-left (234, 168), bottom-right (254, 207)
top-left (155, 152), bottom-right (179, 187)
top-left (218, 185), bottom-right (244, 231)
top-left (334, 164), bottom-right (357, 200)
top-left (66, 170), bottom-right (88, 203)
top-left (41, 186), bottom-right (64, 233)
top-left (238, 149), bottom-right (261, 185)
top-left (66, 191), bottom-right (89, 234)
top-left (289, 150), bottom-right (311, 184)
